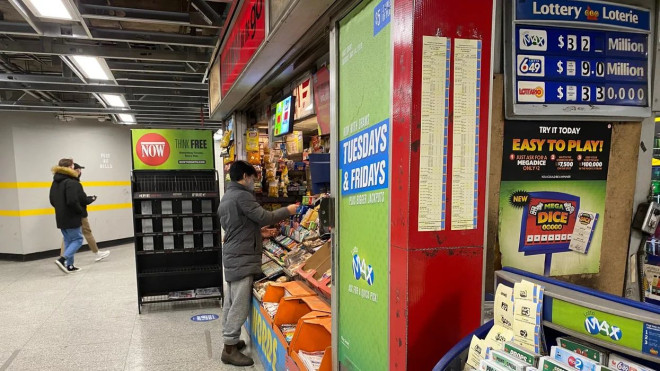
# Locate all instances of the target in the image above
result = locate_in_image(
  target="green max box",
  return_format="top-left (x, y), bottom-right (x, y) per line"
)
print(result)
top-left (504, 342), bottom-right (540, 367)
top-left (557, 337), bottom-right (609, 364)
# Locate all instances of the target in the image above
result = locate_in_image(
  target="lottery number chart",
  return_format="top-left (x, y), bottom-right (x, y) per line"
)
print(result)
top-left (507, 0), bottom-right (653, 119)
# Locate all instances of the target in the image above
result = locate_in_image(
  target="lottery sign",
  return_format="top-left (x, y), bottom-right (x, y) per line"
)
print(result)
top-left (506, 0), bottom-right (653, 119)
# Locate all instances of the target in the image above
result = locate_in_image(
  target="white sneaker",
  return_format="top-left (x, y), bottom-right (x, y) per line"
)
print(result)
top-left (95, 250), bottom-right (110, 262)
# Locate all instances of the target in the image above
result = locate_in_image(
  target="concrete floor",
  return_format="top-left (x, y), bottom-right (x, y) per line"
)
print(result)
top-left (0, 244), bottom-right (261, 371)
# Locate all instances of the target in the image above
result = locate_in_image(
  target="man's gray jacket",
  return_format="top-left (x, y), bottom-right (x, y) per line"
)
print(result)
top-left (219, 181), bottom-right (291, 282)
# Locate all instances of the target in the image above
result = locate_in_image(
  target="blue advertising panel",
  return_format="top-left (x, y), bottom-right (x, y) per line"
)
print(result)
top-left (246, 297), bottom-right (287, 371)
top-left (507, 0), bottom-right (652, 119)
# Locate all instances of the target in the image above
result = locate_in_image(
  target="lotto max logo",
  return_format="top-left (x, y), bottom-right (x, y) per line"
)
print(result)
top-left (352, 253), bottom-right (375, 286)
top-left (519, 29), bottom-right (547, 51)
top-left (517, 55), bottom-right (545, 77)
top-left (584, 316), bottom-right (623, 341)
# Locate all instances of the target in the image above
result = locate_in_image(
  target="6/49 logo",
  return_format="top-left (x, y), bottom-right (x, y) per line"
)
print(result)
top-left (584, 315), bottom-right (622, 341)
top-left (352, 251), bottom-right (375, 286)
top-left (517, 55), bottom-right (545, 77)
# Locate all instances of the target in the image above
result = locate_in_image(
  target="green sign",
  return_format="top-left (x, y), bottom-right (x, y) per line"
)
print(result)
top-left (551, 299), bottom-right (643, 351)
top-left (131, 129), bottom-right (214, 170)
top-left (338, 0), bottom-right (391, 369)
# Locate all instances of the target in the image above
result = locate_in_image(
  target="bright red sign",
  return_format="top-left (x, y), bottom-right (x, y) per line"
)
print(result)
top-left (136, 133), bottom-right (170, 166)
top-left (220, 0), bottom-right (266, 96)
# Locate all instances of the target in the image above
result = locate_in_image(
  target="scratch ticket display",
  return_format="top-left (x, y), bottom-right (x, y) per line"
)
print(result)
top-left (513, 281), bottom-right (544, 354)
top-left (486, 325), bottom-right (516, 351)
top-left (499, 121), bottom-right (611, 276)
top-left (495, 284), bottom-right (515, 330)
top-left (467, 336), bottom-right (490, 370)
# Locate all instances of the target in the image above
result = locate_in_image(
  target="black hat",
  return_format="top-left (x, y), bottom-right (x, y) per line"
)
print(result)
top-left (73, 163), bottom-right (85, 170)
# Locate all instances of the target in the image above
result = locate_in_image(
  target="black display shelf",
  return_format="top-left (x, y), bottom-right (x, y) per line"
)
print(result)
top-left (140, 294), bottom-right (222, 305)
top-left (138, 264), bottom-right (222, 278)
top-left (131, 169), bottom-right (223, 313)
top-left (133, 192), bottom-right (219, 200)
top-left (135, 230), bottom-right (220, 237)
top-left (136, 247), bottom-right (221, 255)
top-left (134, 213), bottom-right (217, 219)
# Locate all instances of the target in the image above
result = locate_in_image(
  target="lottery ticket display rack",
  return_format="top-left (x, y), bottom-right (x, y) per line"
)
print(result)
top-left (433, 267), bottom-right (660, 370)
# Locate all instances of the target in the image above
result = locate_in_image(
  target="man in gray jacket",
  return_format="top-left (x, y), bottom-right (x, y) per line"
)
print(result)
top-left (219, 160), bottom-right (296, 367)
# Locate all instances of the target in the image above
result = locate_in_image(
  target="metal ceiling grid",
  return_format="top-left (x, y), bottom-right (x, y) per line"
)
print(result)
top-left (0, 0), bottom-right (233, 128)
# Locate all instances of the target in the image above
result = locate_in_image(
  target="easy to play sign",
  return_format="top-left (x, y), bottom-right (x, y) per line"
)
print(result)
top-left (131, 129), bottom-right (214, 170)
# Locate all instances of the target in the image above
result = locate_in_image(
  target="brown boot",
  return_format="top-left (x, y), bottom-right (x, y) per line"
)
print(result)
top-left (221, 344), bottom-right (254, 367)
top-left (236, 340), bottom-right (246, 351)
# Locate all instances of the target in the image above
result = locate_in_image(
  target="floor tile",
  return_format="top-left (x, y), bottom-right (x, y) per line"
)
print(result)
top-left (6, 341), bottom-right (128, 371)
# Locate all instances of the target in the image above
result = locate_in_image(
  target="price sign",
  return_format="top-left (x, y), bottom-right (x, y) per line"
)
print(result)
top-left (506, 0), bottom-right (653, 120)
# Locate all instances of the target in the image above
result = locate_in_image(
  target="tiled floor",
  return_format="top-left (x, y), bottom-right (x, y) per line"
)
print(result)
top-left (0, 244), bottom-right (262, 371)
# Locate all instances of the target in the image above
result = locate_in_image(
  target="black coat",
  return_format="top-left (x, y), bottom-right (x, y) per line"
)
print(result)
top-left (49, 166), bottom-right (88, 229)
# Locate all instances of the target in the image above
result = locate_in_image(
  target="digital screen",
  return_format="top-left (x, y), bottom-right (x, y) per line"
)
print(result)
top-left (273, 96), bottom-right (292, 137)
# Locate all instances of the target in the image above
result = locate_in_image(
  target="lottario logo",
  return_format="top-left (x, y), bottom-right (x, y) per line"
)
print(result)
top-left (136, 133), bottom-right (171, 166)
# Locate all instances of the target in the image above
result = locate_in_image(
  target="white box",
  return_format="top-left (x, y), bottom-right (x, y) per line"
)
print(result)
top-left (163, 236), bottom-right (174, 250)
top-left (202, 217), bottom-right (213, 231)
top-left (182, 200), bottom-right (193, 214)
top-left (184, 235), bottom-right (194, 249)
top-left (142, 236), bottom-right (154, 251)
top-left (141, 219), bottom-right (153, 233)
top-left (141, 201), bottom-right (152, 215)
top-left (183, 217), bottom-right (194, 232)
top-left (161, 200), bottom-right (173, 214)
top-left (162, 218), bottom-right (174, 232)
top-left (203, 233), bottom-right (214, 248)
top-left (202, 200), bottom-right (213, 213)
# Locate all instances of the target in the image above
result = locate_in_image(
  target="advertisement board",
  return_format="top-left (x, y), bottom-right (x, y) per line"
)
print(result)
top-left (131, 129), bottom-right (214, 170)
top-left (505, 0), bottom-right (653, 119)
top-left (498, 121), bottom-right (611, 275)
top-left (337, 0), bottom-right (391, 369)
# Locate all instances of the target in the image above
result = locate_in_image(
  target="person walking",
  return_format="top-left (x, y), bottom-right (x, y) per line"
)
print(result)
top-left (58, 163), bottom-right (110, 262)
top-left (218, 161), bottom-right (297, 366)
top-left (50, 158), bottom-right (87, 273)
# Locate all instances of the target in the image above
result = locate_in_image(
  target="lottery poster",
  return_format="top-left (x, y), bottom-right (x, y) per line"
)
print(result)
top-left (498, 121), bottom-right (611, 276)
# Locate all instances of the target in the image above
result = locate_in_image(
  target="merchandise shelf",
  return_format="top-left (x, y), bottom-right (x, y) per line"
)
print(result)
top-left (137, 264), bottom-right (222, 278)
top-left (135, 247), bottom-right (221, 255)
top-left (432, 268), bottom-right (660, 370)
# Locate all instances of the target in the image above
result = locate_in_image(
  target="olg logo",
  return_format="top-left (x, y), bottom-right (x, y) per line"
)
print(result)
top-left (352, 253), bottom-right (374, 286)
top-left (136, 133), bottom-right (170, 166)
top-left (584, 316), bottom-right (622, 341)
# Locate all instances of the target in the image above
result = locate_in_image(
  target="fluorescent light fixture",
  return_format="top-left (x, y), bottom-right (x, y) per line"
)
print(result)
top-left (71, 56), bottom-right (113, 81)
top-left (118, 114), bottom-right (136, 123)
top-left (23, 0), bottom-right (73, 20)
top-left (100, 94), bottom-right (126, 108)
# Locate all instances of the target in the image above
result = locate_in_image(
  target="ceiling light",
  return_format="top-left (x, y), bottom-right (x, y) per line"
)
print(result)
top-left (71, 56), bottom-right (113, 81)
top-left (118, 114), bottom-right (136, 123)
top-left (100, 94), bottom-right (126, 108)
top-left (23, 0), bottom-right (73, 20)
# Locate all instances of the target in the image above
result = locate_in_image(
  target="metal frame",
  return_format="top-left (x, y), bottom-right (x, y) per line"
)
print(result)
top-left (0, 0), bottom-right (232, 126)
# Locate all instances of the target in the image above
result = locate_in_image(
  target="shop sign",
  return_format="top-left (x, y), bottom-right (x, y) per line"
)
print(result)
top-left (246, 297), bottom-right (287, 370)
top-left (131, 129), bottom-right (214, 170)
top-left (506, 0), bottom-right (653, 119)
top-left (498, 121), bottom-right (611, 276)
top-left (551, 299), bottom-right (660, 358)
top-left (313, 66), bottom-right (331, 135)
top-left (220, 0), bottom-right (266, 97)
top-left (293, 75), bottom-right (314, 121)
